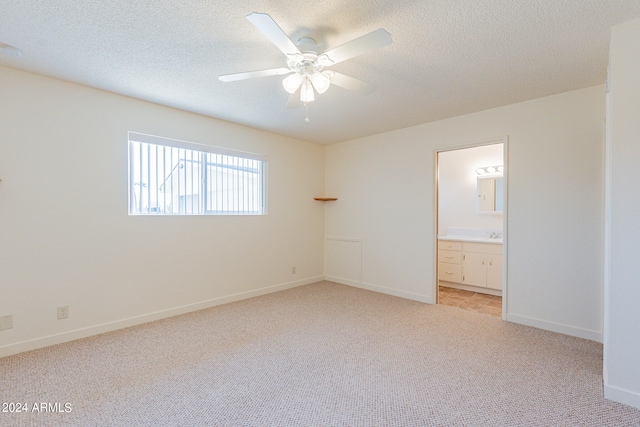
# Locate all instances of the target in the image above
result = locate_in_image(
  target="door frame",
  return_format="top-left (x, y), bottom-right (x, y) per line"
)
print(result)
top-left (434, 136), bottom-right (509, 319)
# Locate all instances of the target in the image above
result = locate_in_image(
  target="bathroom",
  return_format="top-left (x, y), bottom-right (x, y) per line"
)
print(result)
top-left (436, 141), bottom-right (505, 316)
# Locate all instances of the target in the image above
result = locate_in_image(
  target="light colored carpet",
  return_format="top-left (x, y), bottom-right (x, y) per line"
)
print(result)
top-left (2, 281), bottom-right (639, 426)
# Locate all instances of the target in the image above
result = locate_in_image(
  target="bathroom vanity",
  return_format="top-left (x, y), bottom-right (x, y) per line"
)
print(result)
top-left (438, 232), bottom-right (502, 295)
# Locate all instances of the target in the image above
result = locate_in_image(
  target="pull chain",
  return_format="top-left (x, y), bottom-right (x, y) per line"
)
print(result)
top-left (304, 103), bottom-right (310, 123)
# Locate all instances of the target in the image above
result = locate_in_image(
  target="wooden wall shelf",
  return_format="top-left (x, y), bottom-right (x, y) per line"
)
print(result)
top-left (314, 197), bottom-right (338, 201)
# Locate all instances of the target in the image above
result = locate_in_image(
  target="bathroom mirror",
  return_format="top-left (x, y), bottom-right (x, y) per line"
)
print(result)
top-left (477, 176), bottom-right (504, 214)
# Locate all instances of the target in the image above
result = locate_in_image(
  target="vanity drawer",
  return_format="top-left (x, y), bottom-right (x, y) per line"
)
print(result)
top-left (438, 262), bottom-right (462, 282)
top-left (438, 240), bottom-right (462, 251)
top-left (438, 249), bottom-right (462, 264)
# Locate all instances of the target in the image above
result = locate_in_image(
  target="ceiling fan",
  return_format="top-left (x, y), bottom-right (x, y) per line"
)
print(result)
top-left (219, 13), bottom-right (392, 108)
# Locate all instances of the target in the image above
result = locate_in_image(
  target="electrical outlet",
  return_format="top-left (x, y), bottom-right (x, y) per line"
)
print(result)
top-left (292, 266), bottom-right (296, 275)
top-left (57, 306), bottom-right (69, 320)
top-left (0, 315), bottom-right (13, 331)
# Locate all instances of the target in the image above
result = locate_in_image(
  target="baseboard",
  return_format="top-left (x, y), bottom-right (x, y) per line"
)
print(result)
top-left (0, 276), bottom-right (323, 358)
top-left (506, 313), bottom-right (603, 342)
top-left (325, 276), bottom-right (434, 304)
top-left (325, 277), bottom-right (599, 341)
top-left (604, 383), bottom-right (640, 410)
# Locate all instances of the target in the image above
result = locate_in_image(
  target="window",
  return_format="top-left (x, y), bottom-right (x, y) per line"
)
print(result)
top-left (128, 132), bottom-right (267, 215)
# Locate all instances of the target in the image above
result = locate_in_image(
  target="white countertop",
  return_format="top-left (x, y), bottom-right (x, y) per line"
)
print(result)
top-left (438, 235), bottom-right (503, 244)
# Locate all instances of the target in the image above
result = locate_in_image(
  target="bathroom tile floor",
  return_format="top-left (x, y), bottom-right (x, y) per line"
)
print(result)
top-left (438, 285), bottom-right (502, 317)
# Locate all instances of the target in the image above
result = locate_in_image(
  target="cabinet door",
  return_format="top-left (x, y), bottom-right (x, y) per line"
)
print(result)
top-left (462, 252), bottom-right (486, 287)
top-left (486, 255), bottom-right (503, 290)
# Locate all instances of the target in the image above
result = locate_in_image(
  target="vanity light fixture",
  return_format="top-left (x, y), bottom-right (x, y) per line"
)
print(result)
top-left (476, 165), bottom-right (503, 176)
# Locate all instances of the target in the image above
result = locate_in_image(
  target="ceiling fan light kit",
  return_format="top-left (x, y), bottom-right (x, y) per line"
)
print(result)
top-left (282, 73), bottom-right (302, 94)
top-left (280, 38), bottom-right (336, 101)
top-left (219, 12), bottom-right (392, 114)
top-left (300, 78), bottom-right (315, 103)
top-left (309, 70), bottom-right (332, 94)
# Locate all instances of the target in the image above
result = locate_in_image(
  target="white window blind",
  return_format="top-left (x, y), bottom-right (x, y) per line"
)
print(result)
top-left (128, 132), bottom-right (267, 215)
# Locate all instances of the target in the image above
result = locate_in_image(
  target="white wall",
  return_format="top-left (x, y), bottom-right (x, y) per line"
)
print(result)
top-left (605, 17), bottom-right (640, 410)
top-left (0, 66), bottom-right (325, 356)
top-left (325, 85), bottom-right (605, 341)
top-left (0, 63), bottom-right (610, 360)
top-left (438, 143), bottom-right (503, 236)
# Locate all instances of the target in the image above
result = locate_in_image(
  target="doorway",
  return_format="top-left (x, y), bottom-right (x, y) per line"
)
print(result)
top-left (435, 140), bottom-right (507, 318)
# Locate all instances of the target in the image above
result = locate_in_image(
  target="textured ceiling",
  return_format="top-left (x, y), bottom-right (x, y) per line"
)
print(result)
top-left (1, 1), bottom-right (639, 144)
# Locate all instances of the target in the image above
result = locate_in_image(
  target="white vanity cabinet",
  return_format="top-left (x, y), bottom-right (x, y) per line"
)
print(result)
top-left (461, 242), bottom-right (502, 290)
top-left (438, 239), bottom-right (502, 294)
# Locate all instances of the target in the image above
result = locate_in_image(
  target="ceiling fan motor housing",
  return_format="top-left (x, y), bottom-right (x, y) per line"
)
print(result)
top-left (296, 37), bottom-right (320, 52)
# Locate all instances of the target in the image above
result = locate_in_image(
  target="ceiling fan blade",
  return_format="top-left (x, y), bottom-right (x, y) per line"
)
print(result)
top-left (246, 12), bottom-right (301, 57)
top-left (219, 68), bottom-right (291, 82)
top-left (323, 28), bottom-right (392, 65)
top-left (330, 72), bottom-right (377, 95)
